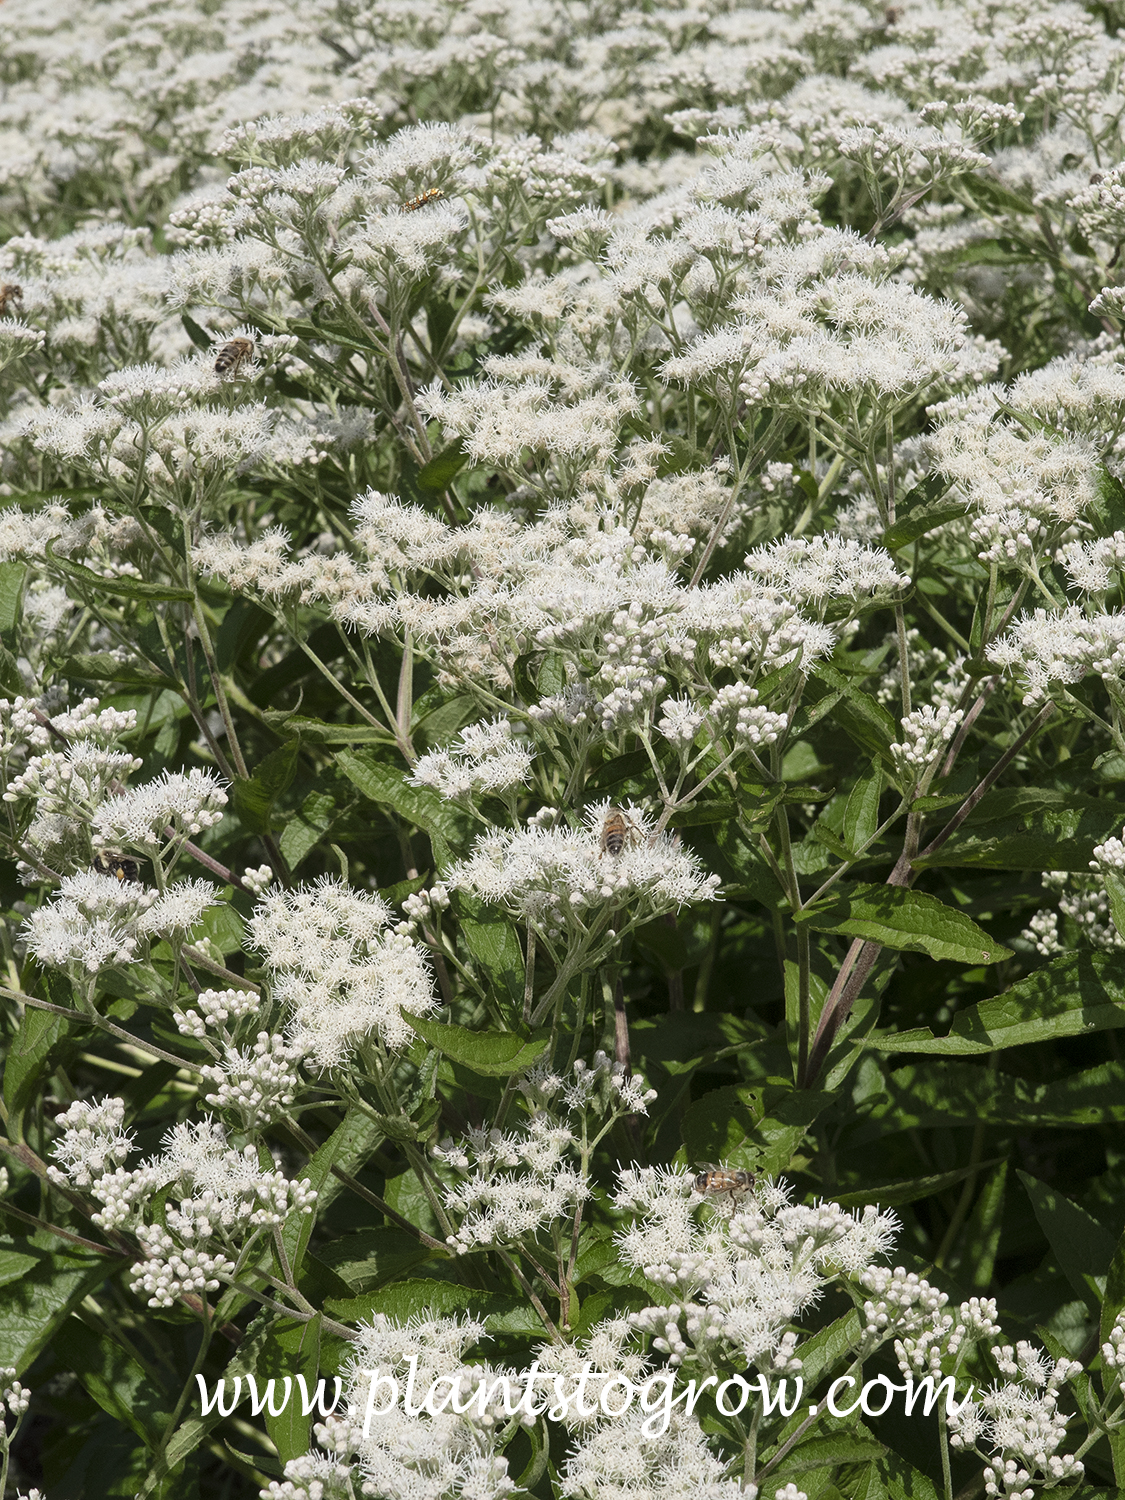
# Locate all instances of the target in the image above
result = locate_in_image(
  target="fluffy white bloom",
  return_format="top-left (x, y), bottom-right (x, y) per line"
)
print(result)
top-left (91, 769), bottom-right (228, 847)
top-left (409, 719), bottom-right (534, 799)
top-left (987, 606), bottom-right (1125, 703)
top-left (448, 804), bottom-right (719, 937)
top-left (614, 1167), bottom-right (898, 1368)
top-left (249, 877), bottom-right (438, 1065)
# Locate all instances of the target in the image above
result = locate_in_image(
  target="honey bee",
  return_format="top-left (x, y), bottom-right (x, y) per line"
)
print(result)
top-left (599, 806), bottom-right (640, 858)
top-left (401, 187), bottom-right (445, 212)
top-left (213, 335), bottom-right (256, 378)
top-left (693, 1167), bottom-right (756, 1198)
top-left (93, 849), bottom-right (144, 884)
top-left (0, 283), bottom-right (23, 317)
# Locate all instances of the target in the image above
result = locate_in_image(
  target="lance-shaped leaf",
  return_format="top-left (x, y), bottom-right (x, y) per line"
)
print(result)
top-left (403, 1012), bottom-right (551, 1076)
top-left (796, 882), bottom-right (1007, 964)
top-left (867, 950), bottom-right (1125, 1054)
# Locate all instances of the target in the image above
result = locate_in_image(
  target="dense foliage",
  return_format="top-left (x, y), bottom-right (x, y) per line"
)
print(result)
top-left (7, 0), bottom-right (1125, 1496)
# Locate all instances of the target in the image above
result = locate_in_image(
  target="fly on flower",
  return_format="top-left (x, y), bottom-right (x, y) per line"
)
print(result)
top-left (401, 187), bottom-right (445, 212)
top-left (599, 806), bottom-right (641, 858)
top-left (693, 1166), bottom-right (756, 1199)
top-left (92, 849), bottom-right (144, 884)
top-left (0, 284), bottom-right (22, 316)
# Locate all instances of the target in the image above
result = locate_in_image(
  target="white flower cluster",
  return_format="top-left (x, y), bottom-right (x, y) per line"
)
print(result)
top-left (201, 1031), bottom-right (308, 1130)
top-left (1022, 869), bottom-right (1124, 955)
top-left (248, 877), bottom-right (438, 1066)
top-left (987, 606), bottom-right (1125, 705)
top-left (315, 1314), bottom-right (526, 1500)
top-left (409, 719), bottom-right (534, 800)
top-left (614, 1167), bottom-right (897, 1369)
top-left (449, 803), bottom-right (720, 939)
top-left (48, 1102), bottom-right (315, 1308)
top-left (434, 1055), bottom-right (656, 1254)
top-left (890, 703), bottom-right (964, 776)
top-left (0, 1367), bottom-right (30, 1421)
top-left (22, 871), bottom-right (217, 974)
top-left (948, 1342), bottom-right (1084, 1499)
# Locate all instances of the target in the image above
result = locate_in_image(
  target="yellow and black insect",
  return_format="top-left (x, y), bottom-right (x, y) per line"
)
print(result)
top-left (0, 283), bottom-right (23, 317)
top-left (93, 849), bottom-right (144, 884)
top-left (213, 335), bottom-right (256, 378)
top-left (599, 806), bottom-right (640, 858)
top-left (693, 1167), bottom-right (756, 1198)
top-left (401, 188), bottom-right (445, 212)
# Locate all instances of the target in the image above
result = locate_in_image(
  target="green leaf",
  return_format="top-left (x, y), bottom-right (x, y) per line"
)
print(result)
top-left (455, 893), bottom-right (525, 1007)
top-left (281, 1108), bottom-right (366, 1278)
top-left (843, 771), bottom-right (882, 855)
top-left (797, 883), bottom-right (1007, 964)
top-left (1018, 1170), bottom-right (1115, 1313)
top-left (957, 1162), bottom-right (1007, 1291)
top-left (0, 1244), bottom-right (113, 1373)
top-left (915, 786), bottom-right (1125, 871)
top-left (55, 1315), bottom-right (172, 1449)
top-left (194, 900), bottom-right (245, 957)
top-left (681, 1083), bottom-right (833, 1176)
top-left (45, 542), bottom-right (193, 601)
top-left (403, 1012), bottom-right (551, 1076)
top-left (812, 661), bottom-right (898, 759)
top-left (259, 1315), bottom-right (321, 1463)
top-left (325, 1276), bottom-right (539, 1333)
top-left (231, 739), bottom-right (300, 835)
top-left (263, 712), bottom-right (389, 744)
top-left (62, 652), bottom-right (175, 689)
top-left (832, 1158), bottom-right (1005, 1208)
top-left (0, 1246), bottom-right (42, 1289)
top-left (415, 439), bottom-right (469, 491)
top-left (181, 313), bottom-right (212, 350)
top-left (0, 560), bottom-right (26, 640)
top-left (881, 497), bottom-right (966, 552)
top-left (867, 950), bottom-right (1125, 1054)
top-left (337, 751), bottom-right (476, 868)
top-left (4, 986), bottom-right (75, 1133)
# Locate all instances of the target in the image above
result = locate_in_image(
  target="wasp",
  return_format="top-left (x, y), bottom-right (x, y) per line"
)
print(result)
top-left (599, 806), bottom-right (641, 858)
top-left (213, 335), bottom-right (256, 378)
top-left (93, 849), bottom-right (145, 884)
top-left (693, 1167), bottom-right (756, 1198)
top-left (0, 284), bottom-right (23, 317)
top-left (401, 187), bottom-right (445, 212)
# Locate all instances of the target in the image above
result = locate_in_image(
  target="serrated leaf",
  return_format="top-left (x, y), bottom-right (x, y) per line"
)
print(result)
top-left (181, 313), bottom-right (212, 350)
top-left (881, 497), bottom-right (966, 552)
top-left (5, 980), bottom-right (75, 1132)
top-left (403, 1013), bottom-right (551, 1076)
top-left (324, 1276), bottom-right (539, 1333)
top-left (843, 770), bottom-right (882, 855)
top-left (1018, 1170), bottom-right (1115, 1313)
top-left (62, 652), bottom-right (175, 689)
top-left (45, 542), bottom-right (192, 602)
top-left (832, 1158), bottom-right (1004, 1208)
top-left (55, 1315), bottom-right (172, 1448)
top-left (231, 739), bottom-right (300, 835)
top-left (259, 1315), bottom-right (321, 1463)
top-left (336, 751), bottom-right (474, 866)
top-left (0, 560), bottom-right (25, 639)
top-left (867, 950), bottom-right (1125, 1054)
top-left (0, 1244), bottom-right (113, 1373)
top-left (681, 1083), bottom-right (833, 1176)
top-left (415, 439), bottom-right (469, 490)
top-left (797, 883), bottom-right (1007, 964)
top-left (456, 895), bottom-right (525, 1008)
